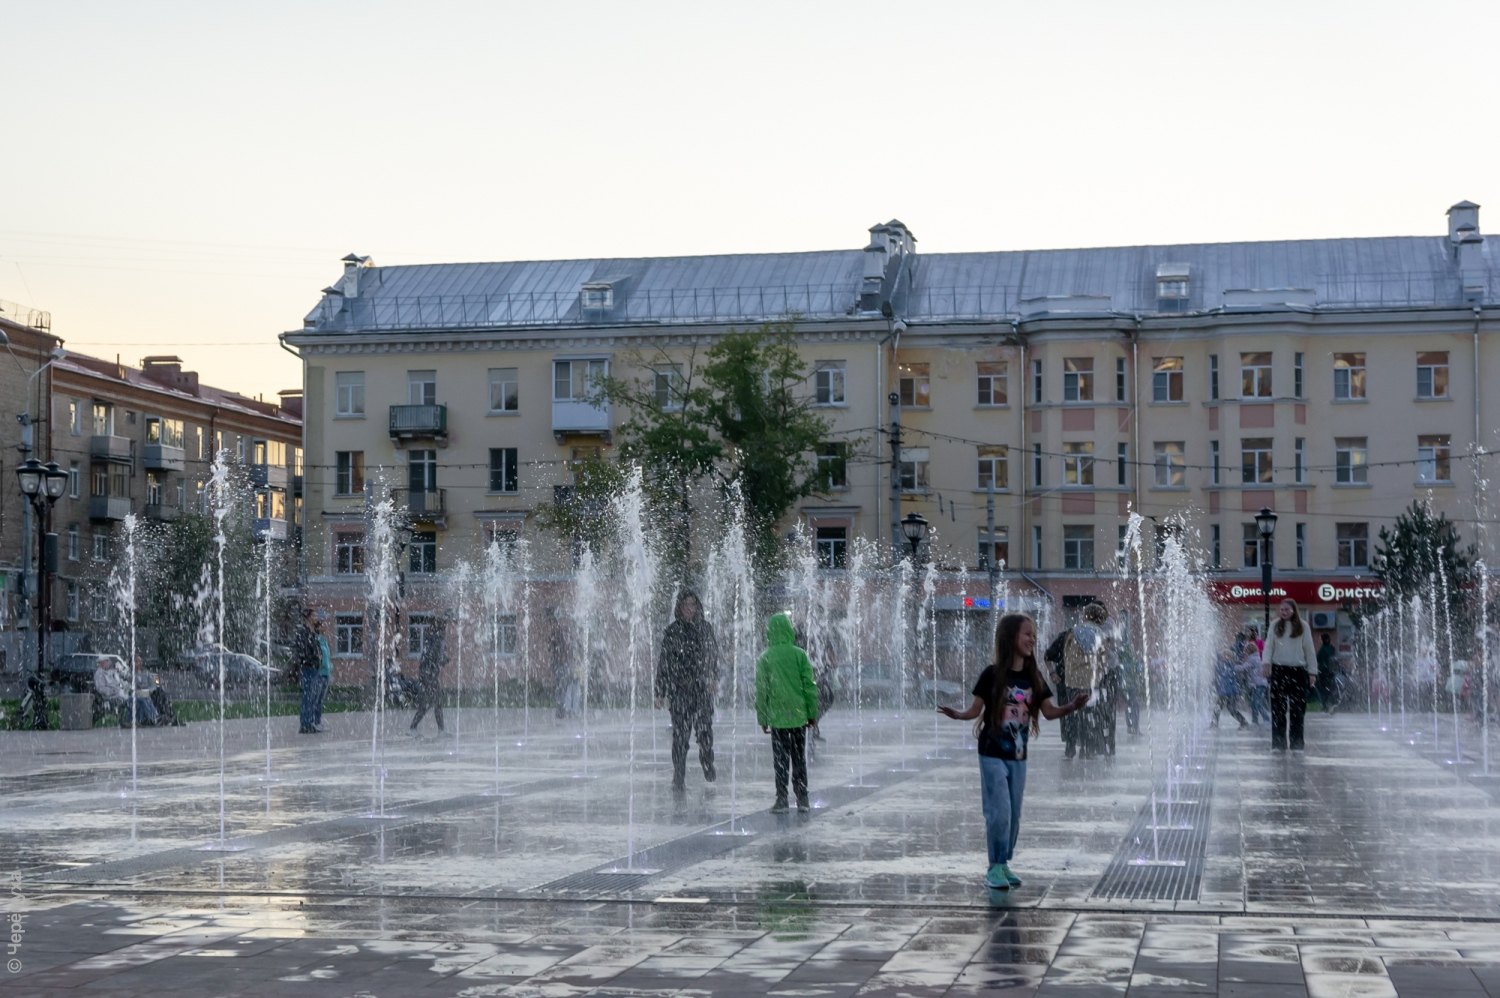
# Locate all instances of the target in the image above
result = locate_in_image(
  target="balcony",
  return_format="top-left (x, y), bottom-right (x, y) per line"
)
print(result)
top-left (253, 517), bottom-right (289, 542)
top-left (291, 474), bottom-right (303, 498)
top-left (143, 502), bottom-right (181, 523)
top-left (392, 487), bottom-right (447, 528)
top-left (552, 399), bottom-right (611, 442)
top-left (142, 443), bottom-right (185, 472)
top-left (89, 435), bottom-right (132, 464)
top-left (248, 463), bottom-right (290, 490)
top-left (89, 496), bottom-right (131, 521)
top-left (388, 404), bottom-right (448, 443)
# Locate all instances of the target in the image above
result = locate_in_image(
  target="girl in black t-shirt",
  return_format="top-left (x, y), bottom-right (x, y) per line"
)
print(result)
top-left (939, 612), bottom-right (1088, 890)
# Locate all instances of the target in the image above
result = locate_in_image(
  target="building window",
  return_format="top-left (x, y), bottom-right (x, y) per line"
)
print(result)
top-left (1063, 442), bottom-right (1094, 486)
top-left (1243, 524), bottom-right (1265, 568)
top-left (580, 283), bottom-right (613, 309)
top-left (1153, 442), bottom-right (1186, 487)
top-left (1116, 524), bottom-right (1129, 568)
top-left (1336, 523), bottom-right (1369, 568)
top-left (1152, 357), bottom-right (1184, 402)
top-left (897, 362), bottom-right (930, 407)
top-left (90, 464), bottom-right (126, 499)
top-left (67, 400), bottom-right (82, 435)
top-left (409, 531), bottom-right (437, 574)
top-left (407, 370), bottom-right (437, 406)
top-left (406, 613), bottom-right (438, 657)
top-left (1240, 438), bottom-right (1273, 484)
top-left (1211, 524), bottom-right (1222, 569)
top-left (91, 401), bottom-right (114, 436)
top-left (335, 615), bottom-right (364, 657)
top-left (1294, 437), bottom-right (1305, 484)
top-left (978, 528), bottom-right (1009, 570)
top-left (814, 363), bottom-right (846, 406)
top-left (1416, 351), bottom-right (1449, 399)
top-left (335, 451), bottom-right (365, 495)
top-left (1417, 434), bottom-right (1452, 482)
top-left (68, 461), bottom-right (80, 499)
top-left (1295, 522), bottom-right (1306, 568)
top-left (1032, 525), bottom-right (1042, 569)
top-left (65, 582), bottom-right (79, 622)
top-left (553, 358), bottom-right (608, 402)
top-left (1032, 443), bottom-right (1043, 487)
top-left (976, 362), bottom-right (1008, 406)
top-left (1063, 358), bottom-right (1094, 402)
top-left (1116, 357), bottom-right (1127, 402)
top-left (1032, 360), bottom-right (1043, 404)
top-left (816, 442), bottom-right (849, 491)
top-left (1210, 440), bottom-right (1221, 486)
top-left (495, 614), bottom-right (519, 655)
top-left (1293, 352), bottom-right (1304, 398)
top-left (1333, 353), bottom-right (1366, 400)
top-left (489, 448), bottom-right (519, 493)
top-left (335, 372), bottom-right (365, 416)
top-left (1335, 438), bottom-right (1367, 484)
top-left (653, 365), bottom-right (685, 411)
top-left (1117, 442), bottom-right (1128, 487)
top-left (1209, 354), bottom-right (1220, 400)
top-left (334, 531), bottom-right (365, 574)
top-left (254, 490), bottom-right (287, 522)
top-left (408, 449), bottom-right (437, 493)
top-left (1063, 525), bottom-right (1094, 571)
top-left (480, 520), bottom-right (521, 551)
top-left (977, 446), bottom-right (1008, 491)
top-left (146, 471), bottom-right (165, 506)
top-left (815, 526), bottom-right (847, 568)
top-left (899, 446), bottom-right (930, 492)
top-left (89, 587), bottom-right (110, 623)
top-left (1240, 352), bottom-right (1272, 398)
top-left (67, 524), bottom-right (80, 561)
top-left (488, 368), bottom-right (519, 413)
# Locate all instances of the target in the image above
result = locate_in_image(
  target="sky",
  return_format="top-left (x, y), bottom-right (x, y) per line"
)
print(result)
top-left (5, 0), bottom-right (1499, 400)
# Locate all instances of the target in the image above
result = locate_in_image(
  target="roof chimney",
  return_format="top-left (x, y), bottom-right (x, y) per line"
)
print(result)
top-left (1447, 202), bottom-right (1485, 302)
top-left (341, 253), bottom-right (372, 298)
top-left (1447, 200), bottom-right (1480, 245)
top-left (858, 220), bottom-right (917, 314)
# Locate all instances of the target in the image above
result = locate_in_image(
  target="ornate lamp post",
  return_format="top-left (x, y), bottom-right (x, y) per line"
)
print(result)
top-left (1255, 506), bottom-right (1279, 637)
top-left (900, 512), bottom-right (929, 562)
top-left (16, 458), bottom-right (69, 697)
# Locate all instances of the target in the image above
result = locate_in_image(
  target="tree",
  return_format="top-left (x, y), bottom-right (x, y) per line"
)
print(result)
top-left (1372, 499), bottom-right (1478, 658)
top-left (573, 320), bottom-right (840, 574)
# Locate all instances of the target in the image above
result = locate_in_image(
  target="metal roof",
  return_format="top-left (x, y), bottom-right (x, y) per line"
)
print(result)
top-left (300, 233), bottom-right (1499, 335)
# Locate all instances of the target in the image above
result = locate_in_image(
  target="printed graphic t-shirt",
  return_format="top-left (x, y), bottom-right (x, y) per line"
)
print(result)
top-left (972, 665), bottom-right (1054, 761)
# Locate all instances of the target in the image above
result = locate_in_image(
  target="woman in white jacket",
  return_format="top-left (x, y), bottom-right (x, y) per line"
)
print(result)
top-left (1263, 598), bottom-right (1318, 750)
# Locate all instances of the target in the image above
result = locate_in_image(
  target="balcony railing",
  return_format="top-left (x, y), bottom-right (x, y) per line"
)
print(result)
top-left (248, 463), bottom-right (290, 490)
top-left (89, 435), bottom-right (132, 463)
top-left (552, 399), bottom-right (610, 438)
top-left (389, 404), bottom-right (448, 441)
top-left (142, 443), bottom-right (186, 472)
top-left (253, 518), bottom-right (289, 542)
top-left (392, 487), bottom-right (447, 523)
top-left (88, 496), bottom-right (131, 521)
top-left (143, 502), bottom-right (181, 523)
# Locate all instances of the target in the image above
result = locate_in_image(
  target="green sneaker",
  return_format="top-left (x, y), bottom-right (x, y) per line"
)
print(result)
top-left (1000, 864), bottom-right (1022, 887)
top-left (985, 864), bottom-right (1010, 889)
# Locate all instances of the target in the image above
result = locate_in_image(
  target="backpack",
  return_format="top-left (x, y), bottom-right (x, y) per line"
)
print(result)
top-left (1064, 622), bottom-right (1105, 691)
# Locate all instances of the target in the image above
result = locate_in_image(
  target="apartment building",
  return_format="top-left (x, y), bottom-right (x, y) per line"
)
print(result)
top-left (2, 339), bottom-right (302, 664)
top-left (284, 204), bottom-right (1500, 661)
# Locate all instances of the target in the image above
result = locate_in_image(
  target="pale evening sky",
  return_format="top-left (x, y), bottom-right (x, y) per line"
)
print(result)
top-left (5, 0), bottom-right (1498, 400)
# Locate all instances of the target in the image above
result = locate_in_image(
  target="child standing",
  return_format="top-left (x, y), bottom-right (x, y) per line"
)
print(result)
top-left (939, 613), bottom-right (1088, 890)
top-left (754, 612), bottom-right (820, 814)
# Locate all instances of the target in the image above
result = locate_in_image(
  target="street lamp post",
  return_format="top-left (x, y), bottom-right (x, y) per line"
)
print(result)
top-left (900, 512), bottom-right (929, 562)
top-left (1255, 506), bottom-right (1279, 637)
top-left (16, 458), bottom-right (69, 724)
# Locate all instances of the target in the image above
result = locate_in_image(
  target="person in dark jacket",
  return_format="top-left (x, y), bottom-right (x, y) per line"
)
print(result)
top-left (409, 626), bottom-right (447, 734)
top-left (655, 589), bottom-right (720, 790)
top-left (755, 612), bottom-right (820, 813)
top-left (292, 606), bottom-right (328, 734)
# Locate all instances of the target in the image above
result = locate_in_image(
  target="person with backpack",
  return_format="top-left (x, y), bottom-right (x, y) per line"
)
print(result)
top-left (1316, 633), bottom-right (1341, 716)
top-left (1045, 601), bottom-right (1117, 758)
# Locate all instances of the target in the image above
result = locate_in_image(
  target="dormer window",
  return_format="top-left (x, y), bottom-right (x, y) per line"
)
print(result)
top-left (580, 282), bottom-right (614, 310)
top-left (1156, 263), bottom-right (1191, 312)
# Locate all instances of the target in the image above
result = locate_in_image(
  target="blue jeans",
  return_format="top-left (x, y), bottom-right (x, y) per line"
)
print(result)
top-left (300, 669), bottom-right (327, 730)
top-left (979, 755), bottom-right (1027, 866)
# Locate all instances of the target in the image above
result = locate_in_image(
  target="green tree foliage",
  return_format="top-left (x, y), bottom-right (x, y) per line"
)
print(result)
top-left (1373, 499), bottom-right (1478, 656)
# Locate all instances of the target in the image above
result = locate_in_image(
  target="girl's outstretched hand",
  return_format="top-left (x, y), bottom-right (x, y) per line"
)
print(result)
top-left (937, 704), bottom-right (960, 719)
top-left (1071, 691), bottom-right (1091, 710)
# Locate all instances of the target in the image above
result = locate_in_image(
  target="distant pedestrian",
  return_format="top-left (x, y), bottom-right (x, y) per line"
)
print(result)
top-left (655, 589), bottom-right (719, 790)
top-left (409, 626), bottom-right (447, 734)
top-left (939, 613), bottom-right (1088, 891)
top-left (548, 609), bottom-right (579, 719)
top-left (1240, 628), bottom-right (1270, 726)
top-left (1316, 633), bottom-right (1341, 715)
top-left (293, 606), bottom-right (329, 734)
top-left (754, 612), bottom-right (819, 814)
top-left (1210, 644), bottom-right (1248, 729)
top-left (1264, 599), bottom-right (1317, 751)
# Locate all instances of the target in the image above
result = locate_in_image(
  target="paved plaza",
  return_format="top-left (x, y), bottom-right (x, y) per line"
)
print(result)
top-left (3, 701), bottom-right (1500, 996)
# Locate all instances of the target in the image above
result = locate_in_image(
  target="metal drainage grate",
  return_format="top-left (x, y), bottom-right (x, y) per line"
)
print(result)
top-left (539, 869), bottom-right (660, 895)
top-left (1092, 752), bottom-right (1216, 902)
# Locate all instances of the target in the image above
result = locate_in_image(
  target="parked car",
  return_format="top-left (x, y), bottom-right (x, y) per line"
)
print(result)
top-left (184, 645), bottom-right (280, 689)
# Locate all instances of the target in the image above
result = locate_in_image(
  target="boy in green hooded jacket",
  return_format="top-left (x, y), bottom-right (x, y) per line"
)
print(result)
top-left (755, 612), bottom-right (820, 813)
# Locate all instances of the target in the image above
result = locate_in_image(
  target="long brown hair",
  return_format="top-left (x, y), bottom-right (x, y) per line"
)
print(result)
top-left (985, 612), bottom-right (1047, 736)
top-left (1273, 598), bottom-right (1305, 639)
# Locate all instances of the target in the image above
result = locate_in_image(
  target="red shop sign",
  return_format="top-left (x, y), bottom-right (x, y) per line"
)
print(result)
top-left (1208, 579), bottom-right (1383, 605)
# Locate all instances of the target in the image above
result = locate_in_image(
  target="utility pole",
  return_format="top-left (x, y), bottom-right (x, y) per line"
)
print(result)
top-left (888, 392), bottom-right (902, 559)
